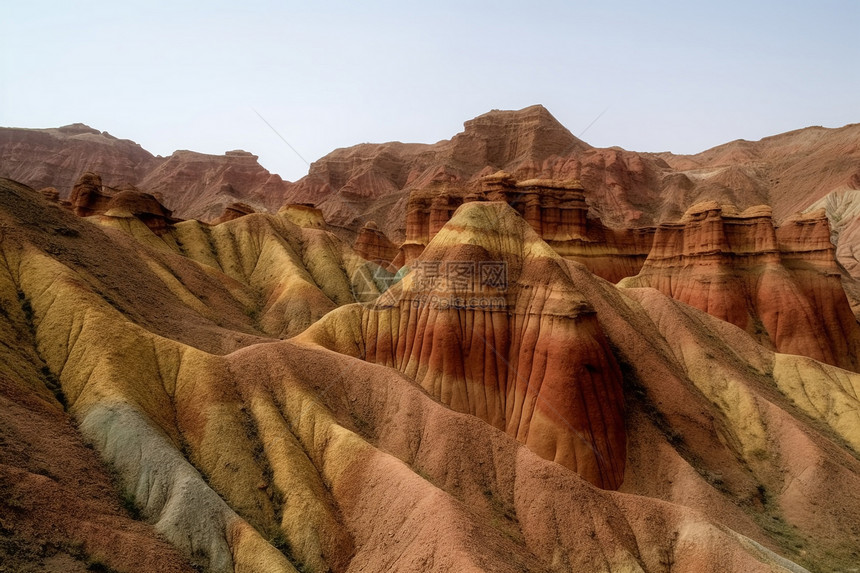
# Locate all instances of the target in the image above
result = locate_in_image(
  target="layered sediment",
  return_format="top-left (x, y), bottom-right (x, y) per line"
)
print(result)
top-left (621, 202), bottom-right (860, 371)
top-left (403, 172), bottom-right (654, 282)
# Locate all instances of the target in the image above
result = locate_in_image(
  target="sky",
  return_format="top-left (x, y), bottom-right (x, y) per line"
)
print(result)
top-left (2, 0), bottom-right (858, 182)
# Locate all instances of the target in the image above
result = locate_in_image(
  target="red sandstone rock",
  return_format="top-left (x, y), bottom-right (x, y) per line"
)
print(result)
top-left (403, 172), bottom-right (655, 281)
top-left (303, 201), bottom-right (628, 489)
top-left (281, 105), bottom-right (596, 240)
top-left (352, 221), bottom-right (398, 266)
top-left (0, 124), bottom-right (157, 195)
top-left (138, 149), bottom-right (288, 222)
top-left (69, 172), bottom-right (177, 235)
top-left (69, 172), bottom-right (111, 217)
top-left (0, 126), bottom-right (291, 222)
top-left (213, 202), bottom-right (256, 224)
top-left (621, 202), bottom-right (860, 371)
top-left (6, 112), bottom-right (860, 252)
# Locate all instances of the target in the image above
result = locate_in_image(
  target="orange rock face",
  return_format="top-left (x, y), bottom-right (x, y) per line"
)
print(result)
top-left (0, 126), bottom-right (291, 222)
top-left (352, 221), bottom-right (398, 266)
top-left (304, 202), bottom-right (627, 489)
top-left (403, 172), bottom-right (654, 282)
top-left (0, 124), bottom-right (157, 194)
top-left (69, 172), bottom-right (177, 235)
top-left (213, 201), bottom-right (256, 224)
top-left (621, 202), bottom-right (860, 371)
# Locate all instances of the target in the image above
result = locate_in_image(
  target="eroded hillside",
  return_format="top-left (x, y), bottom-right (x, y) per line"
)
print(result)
top-left (1, 177), bottom-right (860, 572)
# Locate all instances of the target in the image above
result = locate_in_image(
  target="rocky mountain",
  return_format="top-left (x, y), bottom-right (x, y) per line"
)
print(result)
top-left (4, 108), bottom-right (860, 246)
top-left (3, 106), bottom-right (860, 572)
top-left (0, 124), bottom-right (292, 222)
top-left (620, 202), bottom-right (860, 371)
top-left (0, 123), bottom-right (158, 191)
top-left (1, 175), bottom-right (859, 571)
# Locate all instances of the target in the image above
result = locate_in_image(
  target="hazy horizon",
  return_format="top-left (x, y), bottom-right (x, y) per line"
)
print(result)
top-left (3, 0), bottom-right (858, 182)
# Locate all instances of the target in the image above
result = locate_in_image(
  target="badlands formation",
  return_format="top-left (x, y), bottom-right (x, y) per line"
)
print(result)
top-left (1, 106), bottom-right (860, 572)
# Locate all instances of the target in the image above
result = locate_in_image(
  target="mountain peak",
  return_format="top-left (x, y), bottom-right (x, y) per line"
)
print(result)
top-left (461, 104), bottom-right (590, 157)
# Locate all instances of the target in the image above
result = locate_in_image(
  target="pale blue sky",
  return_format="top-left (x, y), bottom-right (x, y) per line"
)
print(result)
top-left (2, 0), bottom-right (857, 181)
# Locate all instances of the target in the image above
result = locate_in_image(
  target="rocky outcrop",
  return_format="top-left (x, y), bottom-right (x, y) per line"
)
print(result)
top-left (6, 113), bottom-right (860, 250)
top-left (0, 123), bottom-right (158, 195)
top-left (38, 186), bottom-right (60, 202)
top-left (105, 190), bottom-right (176, 235)
top-left (352, 221), bottom-right (398, 266)
top-left (277, 203), bottom-right (328, 229)
top-left (403, 172), bottom-right (655, 281)
top-left (303, 201), bottom-right (628, 489)
top-left (0, 126), bottom-right (293, 222)
top-left (213, 201), bottom-right (256, 224)
top-left (69, 172), bottom-right (111, 216)
top-left (282, 105), bottom-right (600, 240)
top-left (654, 123), bottom-right (860, 222)
top-left (68, 172), bottom-right (177, 235)
top-left (138, 150), bottom-right (290, 222)
top-left (620, 202), bottom-right (860, 371)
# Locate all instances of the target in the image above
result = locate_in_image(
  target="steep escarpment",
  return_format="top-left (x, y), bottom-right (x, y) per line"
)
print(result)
top-left (0, 123), bottom-right (158, 193)
top-left (0, 126), bottom-right (293, 222)
top-left (301, 201), bottom-right (627, 489)
top-left (5, 111), bottom-right (860, 249)
top-left (403, 172), bottom-right (655, 281)
top-left (654, 123), bottom-right (860, 221)
top-left (138, 149), bottom-right (291, 221)
top-left (282, 105), bottom-right (606, 239)
top-left (284, 114), bottom-right (860, 249)
top-left (620, 202), bottom-right (860, 371)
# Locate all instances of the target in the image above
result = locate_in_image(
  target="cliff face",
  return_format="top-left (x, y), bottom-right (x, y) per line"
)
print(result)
top-left (403, 172), bottom-right (655, 282)
top-left (303, 202), bottom-right (627, 489)
top-left (69, 172), bottom-right (176, 235)
top-left (621, 202), bottom-right (860, 371)
top-left (282, 105), bottom-right (605, 239)
top-left (5, 112), bottom-right (860, 251)
top-left (0, 124), bottom-right (157, 192)
top-left (653, 123), bottom-right (860, 222)
top-left (137, 150), bottom-right (291, 221)
top-left (0, 126), bottom-right (293, 222)
top-left (352, 221), bottom-right (398, 266)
